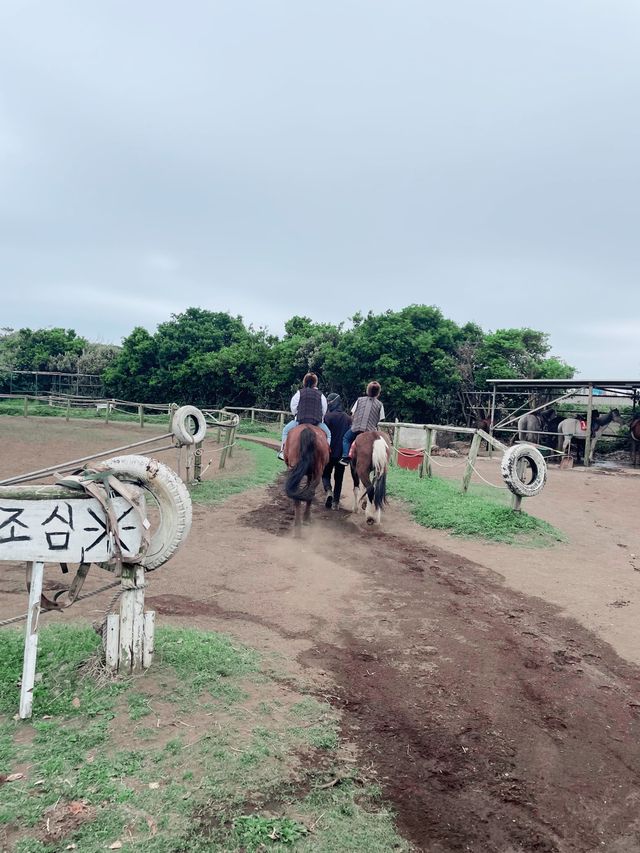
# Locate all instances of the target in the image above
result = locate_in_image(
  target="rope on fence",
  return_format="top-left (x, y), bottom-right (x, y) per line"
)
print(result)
top-left (0, 578), bottom-right (122, 629)
top-left (200, 438), bottom-right (239, 477)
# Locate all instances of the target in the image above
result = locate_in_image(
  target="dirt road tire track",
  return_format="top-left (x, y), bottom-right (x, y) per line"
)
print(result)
top-left (242, 483), bottom-right (640, 853)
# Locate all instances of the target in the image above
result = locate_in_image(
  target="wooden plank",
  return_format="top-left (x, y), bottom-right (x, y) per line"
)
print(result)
top-left (105, 614), bottom-right (120, 670)
top-left (143, 610), bottom-right (156, 669)
top-left (0, 495), bottom-right (143, 563)
top-left (462, 432), bottom-right (482, 494)
top-left (477, 429), bottom-right (507, 451)
top-left (131, 567), bottom-right (145, 673)
top-left (19, 561), bottom-right (44, 719)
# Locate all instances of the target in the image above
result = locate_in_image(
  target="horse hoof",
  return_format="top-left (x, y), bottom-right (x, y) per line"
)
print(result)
top-left (366, 517), bottom-right (375, 526)
top-left (325, 494), bottom-right (333, 509)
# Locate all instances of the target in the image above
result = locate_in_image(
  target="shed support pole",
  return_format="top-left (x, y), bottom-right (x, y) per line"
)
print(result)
top-left (489, 384), bottom-right (497, 459)
top-left (584, 384), bottom-right (594, 467)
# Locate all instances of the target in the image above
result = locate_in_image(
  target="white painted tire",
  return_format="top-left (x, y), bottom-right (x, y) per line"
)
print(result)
top-left (104, 455), bottom-right (192, 570)
top-left (501, 445), bottom-right (547, 498)
top-left (172, 406), bottom-right (207, 446)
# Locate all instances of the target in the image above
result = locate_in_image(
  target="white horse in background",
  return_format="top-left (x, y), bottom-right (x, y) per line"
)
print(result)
top-left (557, 409), bottom-right (623, 463)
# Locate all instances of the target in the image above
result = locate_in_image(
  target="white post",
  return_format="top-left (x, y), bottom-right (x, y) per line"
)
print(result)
top-left (105, 614), bottom-right (120, 671)
top-left (19, 561), bottom-right (44, 719)
top-left (143, 611), bottom-right (156, 669)
top-left (132, 567), bottom-right (145, 673)
top-left (118, 565), bottom-right (146, 674)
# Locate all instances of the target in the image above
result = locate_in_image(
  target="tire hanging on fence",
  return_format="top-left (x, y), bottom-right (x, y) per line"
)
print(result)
top-left (171, 405), bottom-right (207, 446)
top-left (102, 455), bottom-right (192, 570)
top-left (501, 444), bottom-right (547, 498)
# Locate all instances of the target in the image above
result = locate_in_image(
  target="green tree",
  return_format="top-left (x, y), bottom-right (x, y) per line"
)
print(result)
top-left (324, 305), bottom-right (465, 422)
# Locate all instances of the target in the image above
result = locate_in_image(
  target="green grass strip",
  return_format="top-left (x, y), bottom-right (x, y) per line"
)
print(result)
top-left (0, 399), bottom-right (169, 425)
top-left (191, 440), bottom-right (281, 505)
top-left (387, 466), bottom-right (564, 546)
top-left (0, 625), bottom-right (409, 852)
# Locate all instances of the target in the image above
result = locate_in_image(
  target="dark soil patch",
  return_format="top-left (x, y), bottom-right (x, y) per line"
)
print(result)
top-left (242, 485), bottom-right (640, 852)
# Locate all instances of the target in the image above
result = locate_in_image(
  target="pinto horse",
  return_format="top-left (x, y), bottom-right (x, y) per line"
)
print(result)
top-left (284, 424), bottom-right (330, 534)
top-left (349, 431), bottom-right (390, 525)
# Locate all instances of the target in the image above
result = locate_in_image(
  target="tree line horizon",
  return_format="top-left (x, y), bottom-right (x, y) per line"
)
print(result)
top-left (0, 305), bottom-right (574, 424)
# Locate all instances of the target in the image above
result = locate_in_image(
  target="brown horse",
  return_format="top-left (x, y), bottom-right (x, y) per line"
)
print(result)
top-left (631, 416), bottom-right (640, 467)
top-left (349, 431), bottom-right (390, 525)
top-left (284, 424), bottom-right (330, 534)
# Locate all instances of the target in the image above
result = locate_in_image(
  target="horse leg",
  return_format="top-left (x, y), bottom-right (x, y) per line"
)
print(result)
top-left (303, 501), bottom-right (312, 524)
top-left (293, 501), bottom-right (303, 538)
top-left (351, 467), bottom-right (361, 513)
top-left (359, 473), bottom-right (376, 524)
top-left (322, 461), bottom-right (333, 508)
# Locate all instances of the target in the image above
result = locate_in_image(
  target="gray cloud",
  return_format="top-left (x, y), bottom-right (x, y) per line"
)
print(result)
top-left (1, 0), bottom-right (639, 376)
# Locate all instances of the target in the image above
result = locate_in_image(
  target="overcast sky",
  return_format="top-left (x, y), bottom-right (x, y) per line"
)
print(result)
top-left (1, 1), bottom-right (639, 377)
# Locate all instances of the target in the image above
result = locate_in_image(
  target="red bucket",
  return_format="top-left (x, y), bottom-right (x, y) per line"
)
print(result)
top-left (397, 448), bottom-right (424, 470)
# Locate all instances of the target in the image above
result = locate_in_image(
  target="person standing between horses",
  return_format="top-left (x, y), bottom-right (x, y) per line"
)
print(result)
top-left (322, 393), bottom-right (352, 509)
top-left (340, 381), bottom-right (385, 465)
top-left (277, 373), bottom-right (331, 460)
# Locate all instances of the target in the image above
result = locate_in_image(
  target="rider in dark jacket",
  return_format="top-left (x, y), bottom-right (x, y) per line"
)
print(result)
top-left (322, 393), bottom-right (351, 509)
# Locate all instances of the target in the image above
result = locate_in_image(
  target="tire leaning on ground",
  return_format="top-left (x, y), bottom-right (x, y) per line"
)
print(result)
top-left (103, 454), bottom-right (193, 571)
top-left (500, 444), bottom-right (547, 498)
top-left (171, 405), bottom-right (207, 446)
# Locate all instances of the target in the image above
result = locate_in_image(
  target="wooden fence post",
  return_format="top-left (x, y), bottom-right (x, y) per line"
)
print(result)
top-left (23, 396), bottom-right (29, 418)
top-left (65, 398), bottom-right (71, 422)
top-left (118, 566), bottom-right (147, 674)
top-left (194, 441), bottom-right (202, 481)
top-left (251, 408), bottom-right (255, 423)
top-left (420, 427), bottom-right (434, 478)
top-left (138, 404), bottom-right (144, 428)
top-left (392, 419), bottom-right (400, 466)
top-left (462, 432), bottom-right (482, 494)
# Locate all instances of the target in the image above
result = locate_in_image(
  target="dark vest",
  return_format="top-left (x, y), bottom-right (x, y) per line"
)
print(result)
top-left (297, 387), bottom-right (323, 424)
top-left (324, 410), bottom-right (351, 458)
top-left (351, 396), bottom-right (382, 433)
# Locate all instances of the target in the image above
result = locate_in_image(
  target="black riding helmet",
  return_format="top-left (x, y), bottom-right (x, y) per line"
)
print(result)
top-left (326, 392), bottom-right (343, 412)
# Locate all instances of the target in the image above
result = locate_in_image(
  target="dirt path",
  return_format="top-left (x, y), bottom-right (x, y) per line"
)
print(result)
top-left (3, 419), bottom-right (640, 850)
top-left (425, 455), bottom-right (640, 666)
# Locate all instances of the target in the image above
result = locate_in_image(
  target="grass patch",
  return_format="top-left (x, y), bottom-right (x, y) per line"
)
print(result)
top-left (0, 625), bottom-right (408, 852)
top-left (0, 399), bottom-right (170, 425)
top-left (237, 418), bottom-right (284, 441)
top-left (388, 467), bottom-right (564, 546)
top-left (191, 440), bottom-right (281, 505)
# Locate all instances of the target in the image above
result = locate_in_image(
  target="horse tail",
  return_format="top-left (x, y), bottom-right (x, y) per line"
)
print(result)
top-left (372, 437), bottom-right (388, 510)
top-left (285, 428), bottom-right (317, 502)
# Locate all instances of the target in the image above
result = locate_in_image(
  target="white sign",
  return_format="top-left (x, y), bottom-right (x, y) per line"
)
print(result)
top-left (0, 496), bottom-right (143, 563)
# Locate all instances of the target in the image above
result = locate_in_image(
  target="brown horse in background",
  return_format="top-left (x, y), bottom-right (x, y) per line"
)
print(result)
top-left (349, 431), bottom-right (390, 525)
top-left (284, 424), bottom-right (330, 534)
top-left (631, 416), bottom-right (640, 467)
